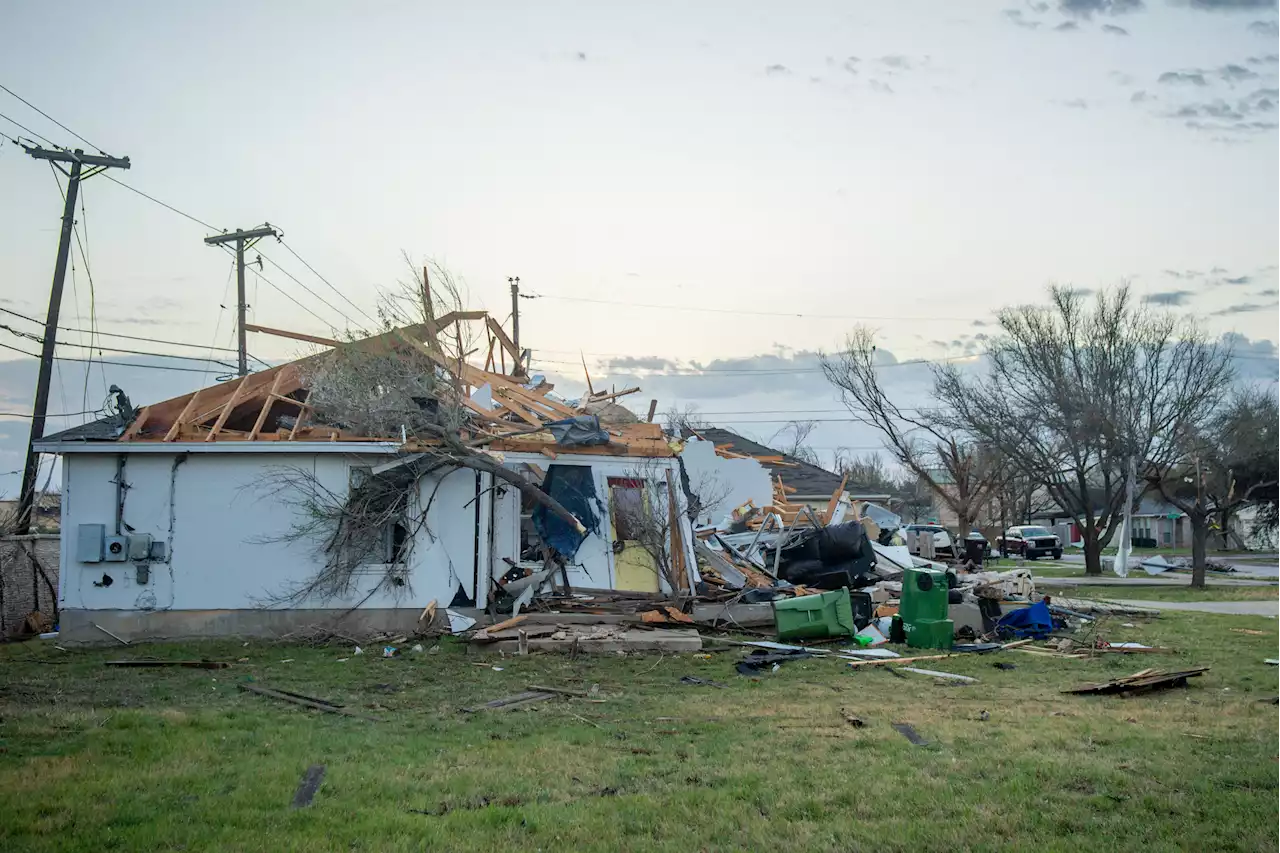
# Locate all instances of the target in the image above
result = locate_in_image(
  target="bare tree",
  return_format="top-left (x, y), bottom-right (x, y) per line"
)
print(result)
top-left (608, 459), bottom-right (707, 592)
top-left (662, 403), bottom-right (709, 436)
top-left (770, 420), bottom-right (820, 465)
top-left (934, 285), bottom-right (1233, 578)
top-left (252, 258), bottom-right (585, 605)
top-left (1144, 387), bottom-right (1278, 585)
top-left (831, 450), bottom-right (899, 495)
top-left (821, 327), bottom-right (1008, 536)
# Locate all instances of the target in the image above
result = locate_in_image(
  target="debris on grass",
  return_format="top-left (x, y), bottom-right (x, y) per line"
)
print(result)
top-left (238, 683), bottom-right (382, 721)
top-left (462, 690), bottom-right (557, 713)
top-left (1063, 667), bottom-right (1210, 697)
top-left (900, 667), bottom-right (976, 683)
top-left (290, 765), bottom-right (326, 809)
top-left (105, 659), bottom-right (230, 669)
top-left (891, 722), bottom-right (928, 746)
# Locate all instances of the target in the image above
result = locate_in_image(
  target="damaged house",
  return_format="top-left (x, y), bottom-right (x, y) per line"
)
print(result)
top-left (35, 314), bottom-right (699, 642)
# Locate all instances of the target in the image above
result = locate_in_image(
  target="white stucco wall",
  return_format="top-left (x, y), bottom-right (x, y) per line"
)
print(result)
top-left (677, 437), bottom-right (774, 526)
top-left (59, 450), bottom-right (478, 613)
top-left (57, 446), bottom-right (699, 615)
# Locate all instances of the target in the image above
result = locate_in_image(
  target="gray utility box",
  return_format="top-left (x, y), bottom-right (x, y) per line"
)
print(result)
top-left (127, 534), bottom-right (153, 561)
top-left (104, 535), bottom-right (128, 562)
top-left (76, 524), bottom-right (105, 563)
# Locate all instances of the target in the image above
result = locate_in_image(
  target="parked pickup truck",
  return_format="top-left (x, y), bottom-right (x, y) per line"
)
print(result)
top-left (995, 526), bottom-right (1063, 560)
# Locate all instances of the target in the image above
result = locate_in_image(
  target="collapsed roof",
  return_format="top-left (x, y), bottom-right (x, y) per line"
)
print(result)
top-left (41, 312), bottom-right (671, 457)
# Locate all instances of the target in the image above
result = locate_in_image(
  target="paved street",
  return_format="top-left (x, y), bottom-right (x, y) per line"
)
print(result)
top-left (1108, 599), bottom-right (1279, 618)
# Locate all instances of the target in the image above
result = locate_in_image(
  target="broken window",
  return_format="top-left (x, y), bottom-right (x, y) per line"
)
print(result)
top-left (382, 519), bottom-right (410, 564)
top-left (608, 477), bottom-right (646, 542)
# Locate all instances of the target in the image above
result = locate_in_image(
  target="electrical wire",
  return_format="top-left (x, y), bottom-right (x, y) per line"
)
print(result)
top-left (0, 109), bottom-right (55, 147)
top-left (213, 244), bottom-right (335, 331)
top-left (255, 249), bottom-right (364, 332)
top-left (276, 238), bottom-right (380, 327)
top-left (98, 173), bottom-right (222, 232)
top-left (0, 83), bottom-right (106, 153)
top-left (0, 306), bottom-right (266, 359)
top-left (522, 292), bottom-right (987, 322)
top-left (0, 408), bottom-right (105, 419)
top-left (0, 323), bottom-right (238, 368)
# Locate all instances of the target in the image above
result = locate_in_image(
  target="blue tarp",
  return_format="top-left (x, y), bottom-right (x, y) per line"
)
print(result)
top-left (532, 464), bottom-right (601, 559)
top-left (995, 599), bottom-right (1058, 640)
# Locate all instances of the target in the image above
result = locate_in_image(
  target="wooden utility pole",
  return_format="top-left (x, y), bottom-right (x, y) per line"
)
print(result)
top-left (16, 146), bottom-right (131, 534)
top-left (204, 225), bottom-right (279, 376)
top-left (508, 276), bottom-right (521, 371)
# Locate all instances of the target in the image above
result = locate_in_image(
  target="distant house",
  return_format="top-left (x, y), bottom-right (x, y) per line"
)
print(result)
top-left (681, 427), bottom-right (890, 513)
top-left (0, 493), bottom-right (61, 533)
top-left (1032, 497), bottom-right (1188, 548)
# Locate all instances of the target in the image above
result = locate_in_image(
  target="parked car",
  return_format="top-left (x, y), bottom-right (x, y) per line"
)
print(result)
top-left (904, 524), bottom-right (955, 558)
top-left (996, 525), bottom-right (1063, 560)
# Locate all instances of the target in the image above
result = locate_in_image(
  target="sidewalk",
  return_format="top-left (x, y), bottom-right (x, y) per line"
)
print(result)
top-left (1034, 575), bottom-right (1276, 588)
top-left (1107, 599), bottom-right (1279, 618)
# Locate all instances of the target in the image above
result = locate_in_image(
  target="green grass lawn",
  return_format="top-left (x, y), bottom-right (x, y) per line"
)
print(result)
top-left (2, 613), bottom-right (1277, 853)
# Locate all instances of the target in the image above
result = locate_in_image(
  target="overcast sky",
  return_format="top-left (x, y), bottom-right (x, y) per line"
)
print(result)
top-left (1, 0), bottom-right (1278, 494)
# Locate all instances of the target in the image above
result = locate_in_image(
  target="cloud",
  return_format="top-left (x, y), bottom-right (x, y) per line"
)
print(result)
top-left (1247, 53), bottom-right (1280, 64)
top-left (880, 55), bottom-right (913, 69)
top-left (1159, 70), bottom-right (1209, 85)
top-left (1255, 287), bottom-right (1280, 296)
top-left (1218, 63), bottom-right (1260, 82)
top-left (1211, 300), bottom-right (1280, 316)
top-left (1102, 23), bottom-right (1131, 33)
top-left (869, 80), bottom-right (895, 94)
top-left (765, 64), bottom-right (791, 76)
top-left (1172, 100), bottom-right (1245, 120)
top-left (1186, 0), bottom-right (1277, 9)
top-left (1131, 90), bottom-right (1155, 102)
top-left (1248, 20), bottom-right (1280, 35)
top-left (1221, 333), bottom-right (1279, 380)
top-left (842, 56), bottom-right (860, 74)
top-left (1145, 289), bottom-right (1195, 305)
top-left (1055, 98), bottom-right (1090, 108)
top-left (1223, 275), bottom-right (1254, 284)
top-left (603, 355), bottom-right (679, 371)
top-left (576, 51), bottom-right (587, 62)
top-left (1055, 20), bottom-right (1082, 30)
top-left (1110, 70), bottom-right (1136, 85)
top-left (1164, 269), bottom-right (1202, 279)
top-left (1059, 0), bottom-right (1144, 16)
top-left (1004, 8), bottom-right (1043, 27)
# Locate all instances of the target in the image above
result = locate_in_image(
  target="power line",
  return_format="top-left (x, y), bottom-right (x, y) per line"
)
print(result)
top-left (214, 244), bottom-right (334, 331)
top-left (0, 110), bottom-right (55, 147)
top-left (0, 306), bottom-right (266, 360)
top-left (0, 83), bottom-right (106, 153)
top-left (0, 408), bottom-right (104, 419)
top-left (255, 248), bottom-right (364, 332)
top-left (276, 238), bottom-right (379, 327)
top-left (522, 292), bottom-right (985, 322)
top-left (99, 173), bottom-right (221, 232)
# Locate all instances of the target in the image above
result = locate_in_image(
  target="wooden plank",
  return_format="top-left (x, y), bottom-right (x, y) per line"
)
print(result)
top-left (238, 683), bottom-right (382, 721)
top-left (824, 473), bottom-right (850, 524)
top-left (485, 316), bottom-right (522, 366)
top-left (205, 376), bottom-right (251, 442)
top-left (245, 323), bottom-right (341, 348)
top-left (491, 392), bottom-right (543, 426)
top-left (247, 371), bottom-right (285, 441)
top-left (462, 690), bottom-right (556, 713)
top-left (646, 399), bottom-right (657, 423)
top-left (665, 469), bottom-right (689, 592)
top-left (121, 406), bottom-right (151, 440)
top-left (163, 390), bottom-right (202, 442)
top-left (288, 391), bottom-right (311, 440)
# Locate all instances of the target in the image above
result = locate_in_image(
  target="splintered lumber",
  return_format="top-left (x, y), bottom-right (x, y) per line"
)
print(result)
top-left (526, 684), bottom-right (593, 697)
top-left (845, 639), bottom-right (1033, 668)
top-left (238, 683), bottom-right (382, 721)
top-left (462, 690), bottom-right (557, 712)
top-left (1063, 667), bottom-right (1209, 696)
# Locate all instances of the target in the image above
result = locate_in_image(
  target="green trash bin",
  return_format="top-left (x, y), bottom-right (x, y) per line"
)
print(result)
top-left (900, 567), bottom-right (953, 650)
top-left (774, 588), bottom-right (856, 641)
